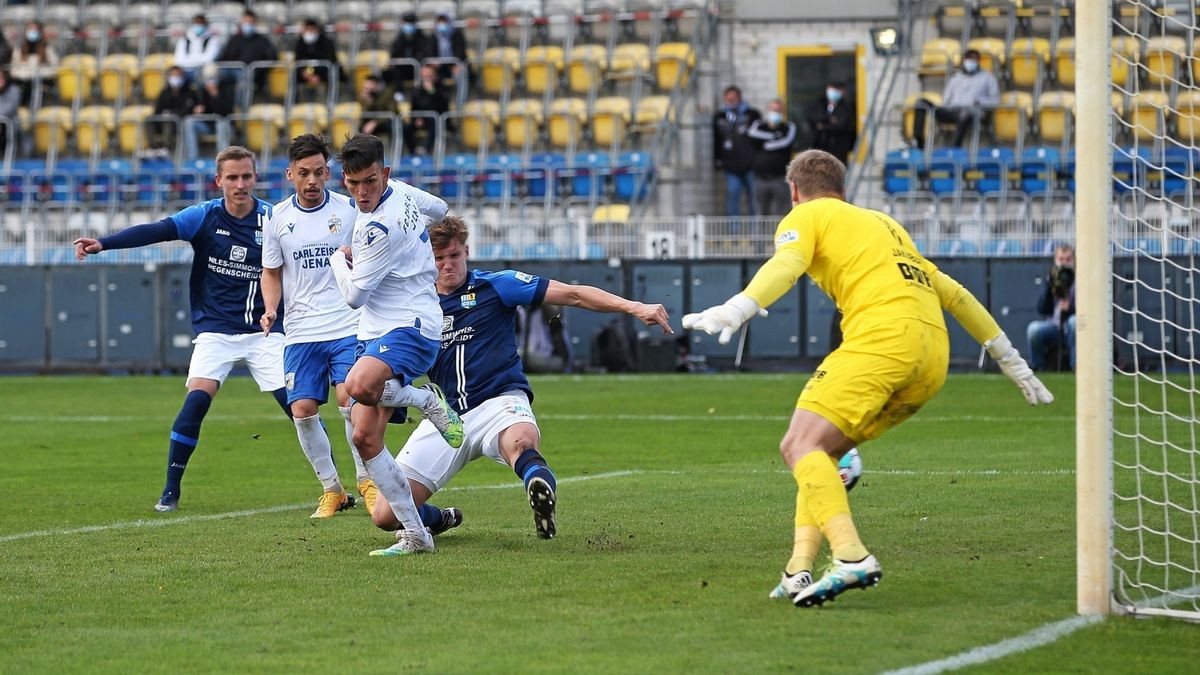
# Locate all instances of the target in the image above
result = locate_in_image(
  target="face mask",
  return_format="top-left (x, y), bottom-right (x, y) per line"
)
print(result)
top-left (168, 75), bottom-right (185, 89)
top-left (402, 23), bottom-right (416, 36)
top-left (302, 32), bottom-right (319, 45)
top-left (963, 59), bottom-right (979, 73)
top-left (25, 29), bottom-right (40, 42)
top-left (192, 25), bottom-right (206, 38)
top-left (826, 88), bottom-right (842, 103)
top-left (437, 23), bottom-right (452, 35)
top-left (767, 111), bottom-right (783, 125)
top-left (241, 23), bottom-right (255, 36)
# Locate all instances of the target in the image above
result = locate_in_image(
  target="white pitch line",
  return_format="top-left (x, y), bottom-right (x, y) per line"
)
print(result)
top-left (880, 615), bottom-right (1104, 675)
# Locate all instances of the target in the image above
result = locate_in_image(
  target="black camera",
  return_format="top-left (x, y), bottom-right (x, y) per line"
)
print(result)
top-left (1050, 265), bottom-right (1075, 300)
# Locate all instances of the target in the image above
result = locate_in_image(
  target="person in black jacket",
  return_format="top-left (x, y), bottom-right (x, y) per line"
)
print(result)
top-left (429, 12), bottom-right (469, 86)
top-left (218, 9), bottom-right (278, 91)
top-left (746, 99), bottom-right (797, 216)
top-left (712, 85), bottom-right (761, 216)
top-left (404, 64), bottom-right (449, 155)
top-left (387, 11), bottom-right (431, 90)
top-left (293, 17), bottom-right (343, 103)
top-left (1026, 244), bottom-right (1076, 371)
top-left (182, 65), bottom-right (236, 161)
top-left (151, 66), bottom-right (201, 154)
top-left (808, 81), bottom-right (856, 164)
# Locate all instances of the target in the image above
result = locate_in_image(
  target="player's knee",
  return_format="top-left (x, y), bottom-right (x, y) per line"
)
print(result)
top-left (371, 502), bottom-right (399, 530)
top-left (351, 428), bottom-right (379, 455)
top-left (290, 400), bottom-right (318, 418)
top-left (344, 376), bottom-right (378, 405)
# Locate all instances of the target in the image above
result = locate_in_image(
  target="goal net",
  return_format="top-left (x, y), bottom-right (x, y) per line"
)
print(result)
top-left (1091, 0), bottom-right (1200, 621)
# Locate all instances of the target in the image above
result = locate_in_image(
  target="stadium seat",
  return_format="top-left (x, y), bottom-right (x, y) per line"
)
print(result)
top-left (1008, 38), bottom-right (1049, 90)
top-left (33, 106), bottom-right (73, 155)
top-left (633, 95), bottom-right (672, 136)
top-left (609, 43), bottom-right (651, 82)
top-left (140, 53), bottom-right (174, 101)
top-left (1020, 146), bottom-right (1059, 193)
top-left (992, 91), bottom-right (1033, 145)
top-left (481, 47), bottom-right (521, 96)
top-left (918, 38), bottom-right (960, 80)
top-left (75, 105), bottom-right (116, 156)
top-left (654, 42), bottom-right (695, 90)
top-left (935, 239), bottom-right (979, 256)
top-left (548, 98), bottom-right (588, 150)
top-left (592, 203), bottom-right (630, 224)
top-left (614, 150), bottom-right (652, 201)
top-left (1128, 91), bottom-right (1170, 142)
top-left (264, 54), bottom-right (295, 102)
top-left (99, 54), bottom-right (139, 103)
top-left (331, 102), bottom-right (361, 150)
top-left (482, 154), bottom-right (520, 199)
top-left (983, 238), bottom-right (1024, 256)
top-left (438, 153), bottom-right (478, 200)
top-left (475, 242), bottom-right (516, 260)
top-left (57, 54), bottom-right (98, 103)
top-left (592, 96), bottom-right (632, 150)
top-left (927, 148), bottom-right (967, 194)
top-left (523, 242), bottom-right (560, 259)
top-left (242, 104), bottom-right (286, 154)
top-left (117, 105), bottom-right (153, 155)
top-left (1052, 38), bottom-right (1076, 88)
top-left (526, 152), bottom-right (565, 198)
top-left (966, 37), bottom-right (1006, 75)
top-left (1145, 36), bottom-right (1186, 86)
top-left (567, 45), bottom-right (607, 95)
top-left (351, 50), bottom-right (389, 96)
top-left (901, 92), bottom-right (941, 145)
top-left (570, 151), bottom-right (610, 198)
top-left (970, 147), bottom-right (1015, 193)
top-left (523, 45), bottom-right (564, 95)
top-left (1162, 146), bottom-right (1197, 194)
top-left (287, 103), bottom-right (329, 139)
top-left (460, 99), bottom-right (500, 151)
top-left (1035, 91), bottom-right (1074, 144)
top-left (392, 154), bottom-right (437, 193)
top-left (883, 148), bottom-right (923, 194)
top-left (1113, 146), bottom-right (1152, 194)
top-left (502, 98), bottom-right (544, 151)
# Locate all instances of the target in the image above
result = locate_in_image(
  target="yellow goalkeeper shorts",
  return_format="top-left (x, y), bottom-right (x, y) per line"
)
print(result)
top-left (796, 318), bottom-right (949, 443)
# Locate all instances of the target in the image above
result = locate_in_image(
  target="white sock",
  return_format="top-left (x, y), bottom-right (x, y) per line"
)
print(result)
top-left (295, 413), bottom-right (341, 492)
top-left (363, 451), bottom-right (422, 531)
top-left (339, 405), bottom-right (371, 483)
top-left (377, 378), bottom-right (433, 408)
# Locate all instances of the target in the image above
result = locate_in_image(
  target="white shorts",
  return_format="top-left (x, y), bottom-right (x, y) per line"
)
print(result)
top-left (395, 391), bottom-right (539, 493)
top-left (186, 332), bottom-right (286, 391)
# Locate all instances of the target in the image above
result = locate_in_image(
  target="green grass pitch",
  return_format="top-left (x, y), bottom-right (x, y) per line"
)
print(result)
top-left (1, 373), bottom-right (1197, 673)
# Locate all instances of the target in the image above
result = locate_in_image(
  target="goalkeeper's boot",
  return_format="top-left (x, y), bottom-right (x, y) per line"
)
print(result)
top-left (311, 489), bottom-right (356, 519)
top-left (793, 555), bottom-right (883, 608)
top-left (154, 493), bottom-right (179, 513)
top-left (419, 383), bottom-right (465, 449)
top-left (768, 570), bottom-right (813, 600)
top-left (427, 507), bottom-right (463, 537)
top-left (527, 476), bottom-right (557, 539)
top-left (357, 478), bottom-right (379, 516)
top-left (369, 527), bottom-right (436, 557)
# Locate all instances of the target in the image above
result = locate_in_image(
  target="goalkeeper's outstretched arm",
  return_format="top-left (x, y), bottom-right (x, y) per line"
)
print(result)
top-left (681, 247), bottom-right (807, 344)
top-left (932, 270), bottom-right (1054, 405)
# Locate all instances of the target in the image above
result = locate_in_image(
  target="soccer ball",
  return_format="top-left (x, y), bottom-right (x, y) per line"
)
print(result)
top-left (838, 448), bottom-right (863, 492)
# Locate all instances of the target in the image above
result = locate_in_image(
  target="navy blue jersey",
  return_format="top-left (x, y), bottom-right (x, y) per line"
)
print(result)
top-left (432, 269), bottom-right (549, 415)
top-left (168, 198), bottom-right (275, 335)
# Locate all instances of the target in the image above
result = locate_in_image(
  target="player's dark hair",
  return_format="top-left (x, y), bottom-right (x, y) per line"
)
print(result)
top-left (786, 149), bottom-right (846, 200)
top-left (288, 133), bottom-right (331, 164)
top-left (429, 215), bottom-right (469, 250)
top-left (339, 134), bottom-right (386, 174)
top-left (215, 145), bottom-right (257, 173)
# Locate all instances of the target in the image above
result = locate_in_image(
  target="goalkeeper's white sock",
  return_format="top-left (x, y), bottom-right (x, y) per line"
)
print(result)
top-left (363, 451), bottom-right (423, 532)
top-left (339, 405), bottom-right (371, 483)
top-left (295, 413), bottom-right (342, 492)
top-left (377, 379), bottom-right (433, 408)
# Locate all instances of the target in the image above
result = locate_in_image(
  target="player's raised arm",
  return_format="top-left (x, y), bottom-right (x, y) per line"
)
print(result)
top-left (73, 219), bottom-right (179, 260)
top-left (931, 269), bottom-right (1054, 405)
top-left (543, 280), bottom-right (673, 334)
top-left (393, 179), bottom-right (449, 224)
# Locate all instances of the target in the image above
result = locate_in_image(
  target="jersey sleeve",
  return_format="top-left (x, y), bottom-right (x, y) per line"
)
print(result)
top-left (490, 270), bottom-right (550, 307)
top-left (395, 180), bottom-right (449, 223)
top-left (349, 220), bottom-right (397, 293)
top-left (932, 269), bottom-right (1003, 344)
top-left (742, 209), bottom-right (815, 308)
top-left (261, 210), bottom-right (284, 269)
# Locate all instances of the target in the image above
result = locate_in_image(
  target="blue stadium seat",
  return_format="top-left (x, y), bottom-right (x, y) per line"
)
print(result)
top-left (1020, 146), bottom-right (1059, 194)
top-left (483, 154), bottom-right (520, 199)
top-left (883, 148), bottom-right (922, 194)
top-left (970, 147), bottom-right (1015, 193)
top-left (76, 169), bottom-right (120, 205)
top-left (393, 154), bottom-right (435, 190)
top-left (0, 248), bottom-right (27, 264)
top-left (1161, 146), bottom-right (1195, 195)
top-left (934, 239), bottom-right (979, 256)
top-left (1119, 237), bottom-right (1163, 256)
top-left (927, 148), bottom-right (968, 194)
top-left (1168, 236), bottom-right (1195, 256)
top-left (526, 153), bottom-right (565, 198)
top-left (523, 242), bottom-right (560, 259)
top-left (570, 152), bottom-right (610, 198)
top-left (1113, 146), bottom-right (1151, 194)
top-left (28, 169), bottom-right (74, 203)
top-left (583, 242), bottom-right (607, 259)
top-left (438, 154), bottom-right (477, 199)
top-left (983, 238), bottom-right (1024, 256)
top-left (614, 151), bottom-right (653, 201)
top-left (475, 242), bottom-right (516, 260)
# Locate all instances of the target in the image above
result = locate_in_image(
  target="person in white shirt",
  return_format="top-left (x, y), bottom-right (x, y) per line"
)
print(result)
top-left (175, 14), bottom-right (223, 82)
top-left (328, 133), bottom-right (463, 556)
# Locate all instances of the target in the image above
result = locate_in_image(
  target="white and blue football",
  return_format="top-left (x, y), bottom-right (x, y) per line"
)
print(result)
top-left (838, 448), bottom-right (863, 492)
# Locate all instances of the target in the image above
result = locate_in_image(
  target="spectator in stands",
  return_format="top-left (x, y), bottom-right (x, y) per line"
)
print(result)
top-left (293, 18), bottom-right (343, 103)
top-left (404, 64), bottom-right (449, 156)
top-left (0, 29), bottom-right (12, 67)
top-left (359, 74), bottom-right (396, 143)
top-left (430, 12), bottom-right (469, 85)
top-left (807, 81), bottom-right (856, 164)
top-left (218, 9), bottom-right (278, 92)
top-left (0, 70), bottom-right (20, 158)
top-left (183, 65), bottom-right (236, 162)
top-left (387, 11), bottom-right (431, 91)
top-left (175, 15), bottom-right (223, 83)
top-left (151, 66), bottom-right (201, 156)
top-left (747, 99), bottom-right (796, 216)
top-left (911, 48), bottom-right (999, 149)
top-left (1026, 244), bottom-right (1076, 372)
top-left (10, 21), bottom-right (58, 106)
top-left (712, 85), bottom-right (761, 216)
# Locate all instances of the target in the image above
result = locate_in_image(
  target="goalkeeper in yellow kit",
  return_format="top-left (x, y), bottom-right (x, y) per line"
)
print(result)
top-left (683, 150), bottom-right (1054, 608)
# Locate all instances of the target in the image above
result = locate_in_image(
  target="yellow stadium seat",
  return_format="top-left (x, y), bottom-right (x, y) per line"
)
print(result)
top-left (57, 54), bottom-right (98, 103)
top-left (267, 53), bottom-right (295, 101)
top-left (460, 99), bottom-right (500, 151)
top-left (244, 104), bottom-right (285, 154)
top-left (592, 204), bottom-right (630, 224)
top-left (351, 50), bottom-right (389, 97)
top-left (592, 96), bottom-right (632, 148)
top-left (1128, 91), bottom-right (1170, 142)
top-left (1036, 91), bottom-right (1075, 143)
top-left (609, 43), bottom-right (651, 81)
top-left (502, 98), bottom-right (543, 150)
top-left (992, 91), bottom-right (1033, 145)
top-left (523, 46), bottom-right (563, 95)
top-left (1008, 38), bottom-right (1049, 90)
top-left (548, 97), bottom-right (587, 149)
top-left (918, 38), bottom-right (960, 79)
top-left (634, 95), bottom-right (672, 134)
top-left (1110, 37), bottom-right (1139, 88)
top-left (966, 37), bottom-right (1006, 74)
top-left (117, 104), bottom-right (153, 154)
top-left (141, 53), bottom-right (174, 102)
top-left (902, 92), bottom-right (941, 145)
top-left (75, 105), bottom-right (116, 155)
top-left (481, 47), bottom-right (520, 96)
top-left (1052, 38), bottom-right (1076, 88)
top-left (567, 45), bottom-right (607, 95)
top-left (287, 103), bottom-right (329, 139)
top-left (654, 42), bottom-right (695, 91)
top-left (1174, 91), bottom-right (1200, 143)
top-left (331, 101), bottom-right (361, 150)
top-left (99, 54), bottom-right (139, 103)
top-left (33, 106), bottom-right (73, 154)
top-left (1146, 36), bottom-right (1186, 86)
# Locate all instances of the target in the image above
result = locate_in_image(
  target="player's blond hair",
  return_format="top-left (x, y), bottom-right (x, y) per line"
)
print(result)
top-left (429, 215), bottom-right (469, 250)
top-left (786, 149), bottom-right (846, 200)
top-left (215, 145), bottom-right (257, 173)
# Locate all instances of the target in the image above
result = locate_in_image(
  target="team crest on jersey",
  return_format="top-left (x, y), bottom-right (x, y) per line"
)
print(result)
top-left (328, 216), bottom-right (342, 234)
top-left (442, 316), bottom-right (454, 333)
top-left (230, 245), bottom-right (248, 262)
top-left (515, 272), bottom-right (534, 283)
top-left (460, 293), bottom-right (476, 309)
top-left (285, 372), bottom-right (295, 390)
top-left (775, 230), bottom-right (798, 246)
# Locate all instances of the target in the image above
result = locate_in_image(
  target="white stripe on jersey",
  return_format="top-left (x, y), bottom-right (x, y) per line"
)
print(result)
top-left (244, 280), bottom-right (257, 325)
top-left (454, 345), bottom-right (468, 410)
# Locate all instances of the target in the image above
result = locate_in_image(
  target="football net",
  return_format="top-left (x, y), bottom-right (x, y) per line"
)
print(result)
top-left (1096, 0), bottom-right (1200, 621)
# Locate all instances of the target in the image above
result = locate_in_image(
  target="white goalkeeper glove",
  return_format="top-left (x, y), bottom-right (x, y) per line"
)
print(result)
top-left (985, 332), bottom-right (1054, 405)
top-left (681, 293), bottom-right (767, 345)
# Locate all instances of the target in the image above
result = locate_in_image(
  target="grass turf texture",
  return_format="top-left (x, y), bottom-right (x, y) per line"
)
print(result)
top-left (1, 373), bottom-right (1197, 673)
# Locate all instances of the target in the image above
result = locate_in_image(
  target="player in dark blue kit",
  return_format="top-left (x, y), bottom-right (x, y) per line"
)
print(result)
top-left (74, 146), bottom-right (292, 512)
top-left (369, 215), bottom-right (673, 539)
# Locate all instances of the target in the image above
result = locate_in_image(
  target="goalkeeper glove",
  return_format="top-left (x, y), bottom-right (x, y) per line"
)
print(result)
top-left (681, 293), bottom-right (767, 345)
top-left (984, 332), bottom-right (1054, 405)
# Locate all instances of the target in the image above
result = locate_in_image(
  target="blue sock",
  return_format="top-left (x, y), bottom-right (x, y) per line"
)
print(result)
top-left (162, 390), bottom-right (213, 500)
top-left (513, 448), bottom-right (556, 493)
top-left (271, 388), bottom-right (293, 419)
top-left (418, 503), bottom-right (444, 530)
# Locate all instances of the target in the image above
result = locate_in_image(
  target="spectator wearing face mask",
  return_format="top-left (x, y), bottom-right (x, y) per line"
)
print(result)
top-left (387, 11), bottom-right (431, 90)
top-left (293, 18), bottom-right (343, 103)
top-left (430, 12), bottom-right (469, 84)
top-left (807, 81), bottom-right (856, 164)
top-left (910, 48), bottom-right (999, 149)
top-left (746, 99), bottom-right (797, 216)
top-left (10, 20), bottom-right (59, 105)
top-left (175, 15), bottom-right (223, 83)
top-left (404, 64), bottom-right (449, 156)
top-left (712, 84), bottom-right (762, 217)
top-left (218, 9), bottom-right (278, 91)
top-left (151, 66), bottom-right (201, 155)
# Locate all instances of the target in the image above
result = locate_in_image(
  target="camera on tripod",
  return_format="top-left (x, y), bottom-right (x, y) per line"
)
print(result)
top-left (1050, 265), bottom-right (1075, 300)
